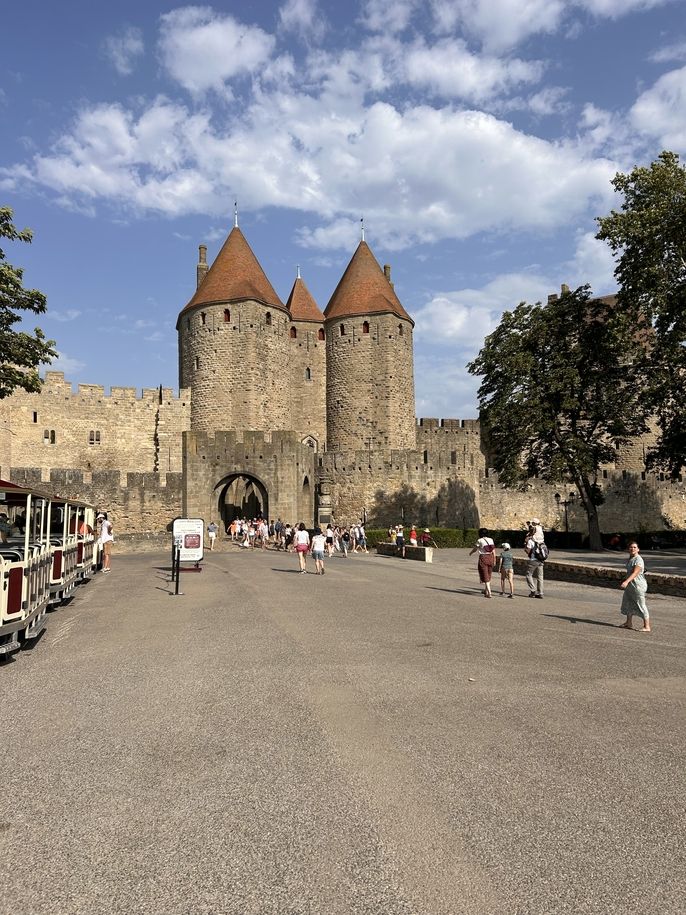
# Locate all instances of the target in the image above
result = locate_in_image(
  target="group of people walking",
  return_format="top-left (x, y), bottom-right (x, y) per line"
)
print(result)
top-left (291, 523), bottom-right (368, 574)
top-left (470, 521), bottom-right (651, 631)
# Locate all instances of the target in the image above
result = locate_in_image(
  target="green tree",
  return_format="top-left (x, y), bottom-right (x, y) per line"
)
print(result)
top-left (0, 206), bottom-right (56, 398)
top-left (596, 151), bottom-right (686, 477)
top-left (467, 286), bottom-right (648, 550)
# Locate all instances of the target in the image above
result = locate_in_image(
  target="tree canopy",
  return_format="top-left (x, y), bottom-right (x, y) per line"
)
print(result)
top-left (596, 151), bottom-right (686, 477)
top-left (0, 206), bottom-right (56, 398)
top-left (467, 286), bottom-right (648, 549)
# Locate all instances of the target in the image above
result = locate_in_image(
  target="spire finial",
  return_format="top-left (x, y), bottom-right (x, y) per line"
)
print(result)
top-left (296, 264), bottom-right (301, 279)
top-left (234, 200), bottom-right (238, 228)
top-left (360, 216), bottom-right (365, 242)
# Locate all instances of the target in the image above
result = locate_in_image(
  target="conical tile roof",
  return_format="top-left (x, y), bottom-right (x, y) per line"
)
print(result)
top-left (286, 276), bottom-right (324, 323)
top-left (178, 227), bottom-right (284, 321)
top-left (324, 241), bottom-right (413, 324)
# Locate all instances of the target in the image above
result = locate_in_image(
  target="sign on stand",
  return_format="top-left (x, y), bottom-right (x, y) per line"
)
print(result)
top-left (172, 518), bottom-right (204, 565)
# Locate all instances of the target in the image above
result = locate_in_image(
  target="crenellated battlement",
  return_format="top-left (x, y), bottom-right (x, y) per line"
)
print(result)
top-left (43, 372), bottom-right (189, 403)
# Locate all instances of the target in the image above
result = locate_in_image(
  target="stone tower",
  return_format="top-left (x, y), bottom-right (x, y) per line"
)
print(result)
top-left (177, 226), bottom-right (292, 433)
top-left (324, 240), bottom-right (416, 453)
top-left (285, 269), bottom-right (327, 450)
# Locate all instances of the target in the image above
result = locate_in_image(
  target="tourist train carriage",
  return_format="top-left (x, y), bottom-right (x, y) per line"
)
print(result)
top-left (0, 480), bottom-right (52, 657)
top-left (71, 502), bottom-right (98, 581)
top-left (48, 497), bottom-right (83, 604)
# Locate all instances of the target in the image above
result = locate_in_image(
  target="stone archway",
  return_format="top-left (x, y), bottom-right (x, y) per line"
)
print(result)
top-left (214, 472), bottom-right (269, 529)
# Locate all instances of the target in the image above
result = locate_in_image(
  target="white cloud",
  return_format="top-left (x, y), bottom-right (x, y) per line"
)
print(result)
top-left (565, 230), bottom-right (617, 293)
top-left (429, 0), bottom-right (566, 51)
top-left (404, 39), bottom-right (543, 103)
top-left (46, 308), bottom-right (82, 322)
top-left (527, 86), bottom-right (571, 116)
top-left (279, 0), bottom-right (326, 41)
top-left (649, 40), bottom-right (686, 64)
top-left (158, 7), bottom-right (275, 95)
top-left (630, 65), bottom-right (686, 150)
top-left (104, 26), bottom-right (144, 76)
top-left (360, 0), bottom-right (417, 33)
top-left (47, 352), bottom-right (86, 376)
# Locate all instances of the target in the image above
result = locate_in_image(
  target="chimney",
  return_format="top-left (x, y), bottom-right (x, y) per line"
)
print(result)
top-left (197, 244), bottom-right (208, 289)
top-left (561, 283), bottom-right (570, 295)
top-left (384, 264), bottom-right (394, 288)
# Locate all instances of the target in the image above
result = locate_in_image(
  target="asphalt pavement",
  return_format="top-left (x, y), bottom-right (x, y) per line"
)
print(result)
top-left (1, 545), bottom-right (684, 915)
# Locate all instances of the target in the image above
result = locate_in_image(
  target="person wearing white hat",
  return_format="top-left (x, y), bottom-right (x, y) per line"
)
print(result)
top-left (97, 513), bottom-right (114, 573)
top-left (498, 542), bottom-right (514, 597)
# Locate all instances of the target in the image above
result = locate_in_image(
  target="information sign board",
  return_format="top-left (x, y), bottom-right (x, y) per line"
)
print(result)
top-left (172, 518), bottom-right (204, 562)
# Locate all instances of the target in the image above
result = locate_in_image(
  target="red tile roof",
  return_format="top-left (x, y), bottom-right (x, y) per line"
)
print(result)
top-left (324, 241), bottom-right (413, 324)
top-left (286, 277), bottom-right (324, 323)
top-left (178, 227), bottom-right (284, 321)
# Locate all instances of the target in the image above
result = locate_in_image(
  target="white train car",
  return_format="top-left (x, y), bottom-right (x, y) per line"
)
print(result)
top-left (0, 480), bottom-right (52, 657)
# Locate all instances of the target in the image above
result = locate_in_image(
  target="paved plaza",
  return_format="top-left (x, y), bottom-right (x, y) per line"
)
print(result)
top-left (2, 546), bottom-right (684, 915)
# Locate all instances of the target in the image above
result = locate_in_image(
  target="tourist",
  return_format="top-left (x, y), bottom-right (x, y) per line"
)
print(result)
top-left (619, 542), bottom-right (651, 632)
top-left (311, 527), bottom-right (327, 574)
top-left (498, 542), bottom-right (514, 598)
top-left (98, 513), bottom-right (114, 573)
top-left (357, 523), bottom-right (368, 553)
top-left (340, 527), bottom-right (350, 557)
top-left (409, 525), bottom-right (418, 546)
top-left (395, 524), bottom-right (405, 557)
top-left (207, 520), bottom-right (218, 550)
top-left (469, 527), bottom-right (495, 597)
top-left (524, 525), bottom-right (545, 598)
top-left (294, 523), bottom-right (310, 573)
top-left (0, 512), bottom-right (11, 543)
top-left (421, 528), bottom-right (437, 548)
top-left (325, 524), bottom-right (334, 557)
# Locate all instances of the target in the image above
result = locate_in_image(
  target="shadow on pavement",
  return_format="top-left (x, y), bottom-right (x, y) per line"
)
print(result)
top-left (426, 586), bottom-right (483, 596)
top-left (543, 613), bottom-right (618, 628)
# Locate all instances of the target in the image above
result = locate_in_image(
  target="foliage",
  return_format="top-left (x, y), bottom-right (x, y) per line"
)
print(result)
top-left (467, 286), bottom-right (648, 549)
top-left (596, 151), bottom-right (686, 477)
top-left (0, 207), bottom-right (56, 397)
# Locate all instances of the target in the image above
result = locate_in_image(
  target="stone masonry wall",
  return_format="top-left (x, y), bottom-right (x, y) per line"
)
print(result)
top-left (289, 321), bottom-right (327, 449)
top-left (0, 371), bottom-right (190, 479)
top-left (183, 429), bottom-right (317, 528)
top-left (8, 466), bottom-right (183, 534)
top-left (326, 313), bottom-right (415, 452)
top-left (179, 301), bottom-right (292, 433)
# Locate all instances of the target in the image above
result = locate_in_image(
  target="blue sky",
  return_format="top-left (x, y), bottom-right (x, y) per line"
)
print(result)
top-left (2, 0), bottom-right (685, 418)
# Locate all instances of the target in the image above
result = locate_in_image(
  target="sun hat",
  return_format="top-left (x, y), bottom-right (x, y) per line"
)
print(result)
top-left (424, 528), bottom-right (430, 533)
top-left (502, 542), bottom-right (510, 550)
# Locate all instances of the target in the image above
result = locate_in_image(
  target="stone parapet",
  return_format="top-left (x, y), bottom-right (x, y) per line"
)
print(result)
top-left (376, 543), bottom-right (433, 562)
top-left (512, 557), bottom-right (686, 598)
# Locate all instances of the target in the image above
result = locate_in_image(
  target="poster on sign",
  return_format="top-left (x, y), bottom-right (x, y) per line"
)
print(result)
top-left (172, 518), bottom-right (204, 563)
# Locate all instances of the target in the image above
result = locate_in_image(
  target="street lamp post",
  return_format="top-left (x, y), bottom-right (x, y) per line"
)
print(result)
top-left (554, 491), bottom-right (576, 547)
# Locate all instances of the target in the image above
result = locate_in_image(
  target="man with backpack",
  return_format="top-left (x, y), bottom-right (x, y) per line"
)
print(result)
top-left (524, 524), bottom-right (548, 598)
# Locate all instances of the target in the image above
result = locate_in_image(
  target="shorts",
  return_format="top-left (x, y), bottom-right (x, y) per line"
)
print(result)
top-left (312, 550), bottom-right (325, 561)
top-left (103, 541), bottom-right (112, 556)
top-left (296, 543), bottom-right (308, 553)
top-left (326, 537), bottom-right (333, 545)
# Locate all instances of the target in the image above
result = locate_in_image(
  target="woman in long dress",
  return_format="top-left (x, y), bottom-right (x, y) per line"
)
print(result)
top-left (619, 541), bottom-right (651, 632)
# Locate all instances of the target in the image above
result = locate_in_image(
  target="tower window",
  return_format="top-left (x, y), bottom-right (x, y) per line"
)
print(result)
top-left (398, 324), bottom-right (404, 336)
top-left (194, 357), bottom-right (200, 370)
top-left (44, 429), bottom-right (56, 444)
top-left (318, 328), bottom-right (325, 341)
top-left (88, 430), bottom-right (101, 445)
top-left (305, 367), bottom-right (311, 381)
top-left (223, 308), bottom-right (230, 323)
top-left (290, 326), bottom-right (297, 339)
top-left (186, 318), bottom-right (190, 330)
top-left (201, 312), bottom-right (206, 325)
top-left (362, 321), bottom-right (369, 334)
top-left (451, 450), bottom-right (457, 465)
top-left (340, 324), bottom-right (346, 336)
top-left (266, 312), bottom-right (272, 326)
top-left (32, 411), bottom-right (38, 423)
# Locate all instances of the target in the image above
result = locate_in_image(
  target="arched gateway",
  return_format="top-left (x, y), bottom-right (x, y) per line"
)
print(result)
top-left (215, 473), bottom-right (269, 527)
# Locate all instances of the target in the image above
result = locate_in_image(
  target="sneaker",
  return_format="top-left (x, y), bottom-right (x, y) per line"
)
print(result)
top-left (321, 567), bottom-right (325, 575)
top-left (534, 594), bottom-right (543, 599)
top-left (508, 594), bottom-right (514, 599)
top-left (528, 591), bottom-right (536, 598)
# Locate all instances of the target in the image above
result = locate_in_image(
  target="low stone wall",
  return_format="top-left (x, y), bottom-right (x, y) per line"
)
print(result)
top-left (513, 558), bottom-right (686, 598)
top-left (376, 543), bottom-right (433, 563)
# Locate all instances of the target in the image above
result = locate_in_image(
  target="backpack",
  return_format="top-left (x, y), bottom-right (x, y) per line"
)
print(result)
top-left (534, 542), bottom-right (549, 562)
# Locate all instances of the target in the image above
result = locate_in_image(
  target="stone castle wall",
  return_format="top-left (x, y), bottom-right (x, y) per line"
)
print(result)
top-left (0, 371), bottom-right (190, 479)
top-left (179, 301), bottom-right (294, 433)
top-left (326, 313), bottom-right (415, 452)
top-left (289, 321), bottom-right (327, 449)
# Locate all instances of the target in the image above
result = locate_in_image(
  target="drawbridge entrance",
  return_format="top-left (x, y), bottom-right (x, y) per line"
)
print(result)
top-left (215, 473), bottom-right (269, 528)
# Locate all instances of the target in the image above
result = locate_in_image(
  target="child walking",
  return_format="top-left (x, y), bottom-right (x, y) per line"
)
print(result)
top-left (498, 542), bottom-right (515, 598)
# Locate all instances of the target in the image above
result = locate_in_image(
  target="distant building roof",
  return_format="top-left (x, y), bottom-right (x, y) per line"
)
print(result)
top-left (324, 241), bottom-right (413, 324)
top-left (178, 227), bottom-right (284, 322)
top-left (286, 276), bottom-right (324, 323)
